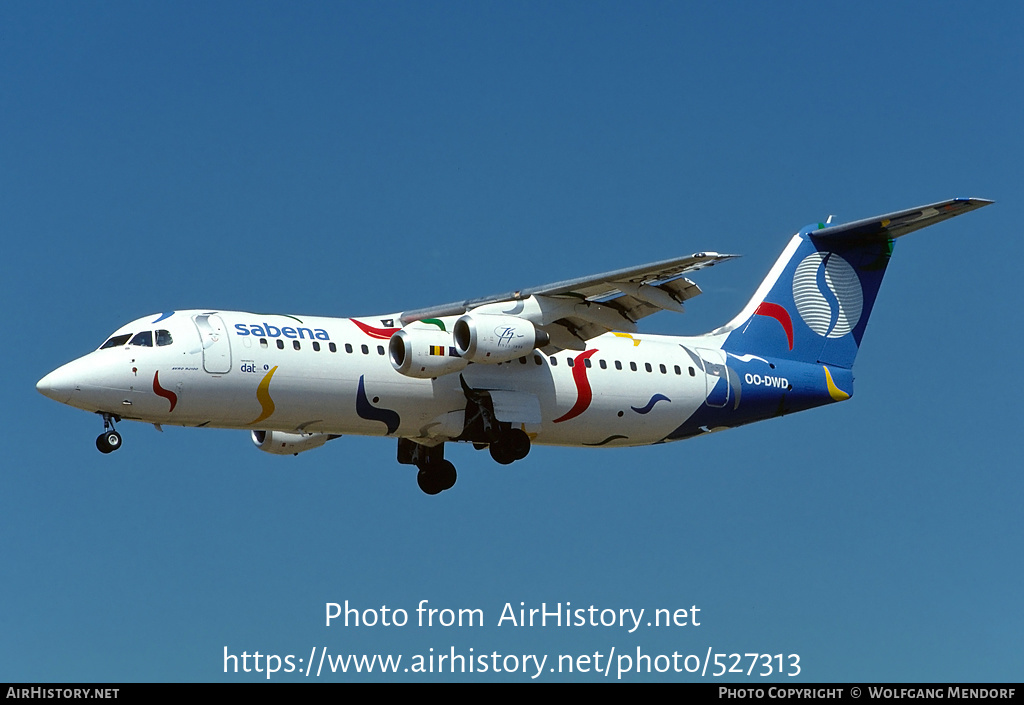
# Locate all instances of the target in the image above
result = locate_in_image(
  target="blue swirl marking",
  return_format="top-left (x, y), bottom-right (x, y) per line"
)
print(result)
top-left (355, 375), bottom-right (400, 434)
top-left (631, 393), bottom-right (671, 414)
top-left (152, 312), bottom-right (175, 323)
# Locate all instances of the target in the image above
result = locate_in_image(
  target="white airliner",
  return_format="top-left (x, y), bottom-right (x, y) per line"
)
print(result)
top-left (37, 198), bottom-right (991, 494)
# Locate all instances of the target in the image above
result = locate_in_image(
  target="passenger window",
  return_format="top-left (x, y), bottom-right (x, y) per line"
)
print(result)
top-left (630, 362), bottom-right (637, 372)
top-left (567, 358), bottom-right (574, 368)
top-left (345, 343), bottom-right (353, 353)
top-left (614, 361), bottom-right (622, 370)
top-left (584, 358), bottom-right (592, 368)
top-left (660, 364), bottom-right (666, 374)
top-left (550, 357), bottom-right (557, 366)
top-left (534, 355), bottom-right (542, 365)
top-left (599, 359), bottom-right (607, 369)
top-left (377, 345), bottom-right (385, 356)
top-left (330, 343), bottom-right (337, 353)
top-left (313, 342), bottom-right (321, 352)
top-left (130, 331), bottom-right (153, 347)
top-left (100, 334), bottom-right (132, 350)
top-left (293, 340), bottom-right (301, 350)
top-left (361, 345), bottom-right (369, 355)
top-left (277, 340), bottom-right (284, 350)
top-left (156, 330), bottom-right (173, 346)
top-left (260, 338), bottom-right (268, 348)
top-left (645, 362), bottom-right (652, 372)
top-left (674, 365), bottom-right (681, 375)
top-left (689, 367), bottom-right (695, 376)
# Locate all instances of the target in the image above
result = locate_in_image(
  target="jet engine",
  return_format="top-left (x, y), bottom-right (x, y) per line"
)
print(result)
top-left (389, 327), bottom-right (469, 378)
top-left (251, 430), bottom-right (338, 455)
top-left (453, 314), bottom-right (549, 364)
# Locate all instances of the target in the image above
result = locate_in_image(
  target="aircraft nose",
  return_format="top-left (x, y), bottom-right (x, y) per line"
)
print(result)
top-left (37, 366), bottom-right (75, 404)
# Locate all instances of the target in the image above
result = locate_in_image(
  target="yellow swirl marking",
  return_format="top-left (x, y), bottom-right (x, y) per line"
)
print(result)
top-left (249, 366), bottom-right (278, 424)
top-left (613, 332), bottom-right (641, 346)
top-left (824, 366), bottom-right (850, 401)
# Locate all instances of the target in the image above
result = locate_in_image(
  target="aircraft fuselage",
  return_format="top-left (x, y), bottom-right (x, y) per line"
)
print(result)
top-left (37, 310), bottom-right (847, 449)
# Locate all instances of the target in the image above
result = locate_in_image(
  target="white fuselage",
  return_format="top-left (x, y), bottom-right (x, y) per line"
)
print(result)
top-left (38, 310), bottom-right (723, 448)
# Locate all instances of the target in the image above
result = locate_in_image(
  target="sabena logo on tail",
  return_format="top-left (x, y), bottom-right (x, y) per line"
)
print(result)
top-left (791, 251), bottom-right (863, 339)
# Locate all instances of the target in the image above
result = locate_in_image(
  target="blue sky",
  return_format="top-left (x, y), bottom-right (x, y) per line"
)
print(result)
top-left (3, 2), bottom-right (1021, 682)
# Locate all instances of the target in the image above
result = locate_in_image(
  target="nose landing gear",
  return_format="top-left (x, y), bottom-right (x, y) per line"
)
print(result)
top-left (95, 413), bottom-right (123, 454)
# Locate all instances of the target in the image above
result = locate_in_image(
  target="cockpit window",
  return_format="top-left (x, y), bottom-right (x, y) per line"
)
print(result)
top-left (100, 334), bottom-right (132, 350)
top-left (156, 329), bottom-right (173, 346)
top-left (130, 331), bottom-right (153, 347)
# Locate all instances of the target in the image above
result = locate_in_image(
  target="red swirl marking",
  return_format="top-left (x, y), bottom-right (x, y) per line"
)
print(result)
top-left (754, 302), bottom-right (793, 350)
top-left (553, 349), bottom-right (598, 424)
top-left (350, 319), bottom-right (401, 339)
top-left (153, 371), bottom-right (177, 412)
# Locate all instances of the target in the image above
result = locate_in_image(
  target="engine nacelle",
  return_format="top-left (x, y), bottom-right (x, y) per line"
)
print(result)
top-left (251, 430), bottom-right (338, 455)
top-left (453, 314), bottom-right (549, 364)
top-left (389, 327), bottom-right (469, 378)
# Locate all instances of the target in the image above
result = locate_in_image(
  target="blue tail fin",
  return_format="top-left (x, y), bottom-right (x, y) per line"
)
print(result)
top-left (717, 198), bottom-right (992, 369)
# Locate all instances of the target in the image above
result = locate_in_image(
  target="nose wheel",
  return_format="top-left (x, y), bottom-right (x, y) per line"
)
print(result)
top-left (95, 413), bottom-right (123, 454)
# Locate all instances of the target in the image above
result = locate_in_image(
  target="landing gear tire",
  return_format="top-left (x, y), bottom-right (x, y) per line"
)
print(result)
top-left (436, 460), bottom-right (456, 491)
top-left (489, 429), bottom-right (531, 465)
top-left (416, 468), bottom-right (442, 495)
top-left (506, 428), bottom-right (531, 460)
top-left (416, 460), bottom-right (457, 495)
top-left (489, 439), bottom-right (516, 465)
top-left (96, 430), bottom-right (122, 454)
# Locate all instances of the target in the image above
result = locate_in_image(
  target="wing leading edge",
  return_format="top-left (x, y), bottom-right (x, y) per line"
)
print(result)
top-left (399, 251), bottom-right (738, 350)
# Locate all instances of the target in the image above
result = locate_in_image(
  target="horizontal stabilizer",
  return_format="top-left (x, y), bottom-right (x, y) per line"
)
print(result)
top-left (811, 198), bottom-right (993, 242)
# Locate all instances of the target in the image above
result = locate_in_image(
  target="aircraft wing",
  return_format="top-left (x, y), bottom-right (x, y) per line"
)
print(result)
top-left (811, 197), bottom-right (994, 242)
top-left (399, 251), bottom-right (737, 349)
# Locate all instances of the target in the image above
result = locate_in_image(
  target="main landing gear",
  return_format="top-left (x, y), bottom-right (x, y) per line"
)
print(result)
top-left (403, 427), bottom-right (532, 495)
top-left (398, 379), bottom-right (535, 495)
top-left (95, 413), bottom-right (122, 454)
top-left (398, 439), bottom-right (457, 495)
top-left (460, 377), bottom-right (532, 466)
top-left (487, 427), bottom-right (531, 465)
top-left (416, 460), bottom-right (457, 496)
